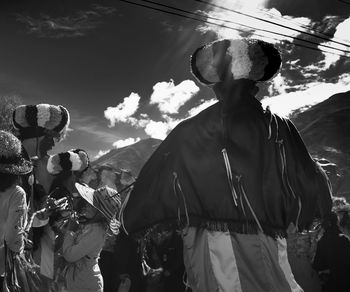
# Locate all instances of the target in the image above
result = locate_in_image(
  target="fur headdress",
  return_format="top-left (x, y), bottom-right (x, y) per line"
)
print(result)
top-left (12, 104), bottom-right (70, 141)
top-left (0, 130), bottom-right (32, 175)
top-left (47, 149), bottom-right (89, 175)
top-left (190, 38), bottom-right (281, 85)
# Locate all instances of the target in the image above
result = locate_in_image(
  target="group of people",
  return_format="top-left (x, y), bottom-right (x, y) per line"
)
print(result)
top-left (0, 37), bottom-right (348, 292)
top-left (0, 104), bottom-right (126, 292)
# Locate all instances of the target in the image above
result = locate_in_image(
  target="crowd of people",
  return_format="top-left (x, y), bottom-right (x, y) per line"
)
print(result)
top-left (0, 38), bottom-right (349, 292)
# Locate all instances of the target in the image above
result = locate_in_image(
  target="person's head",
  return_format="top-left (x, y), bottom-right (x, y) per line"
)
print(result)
top-left (12, 104), bottom-right (70, 158)
top-left (47, 149), bottom-right (90, 193)
top-left (332, 196), bottom-right (348, 211)
top-left (0, 130), bottom-right (32, 192)
top-left (75, 183), bottom-right (121, 234)
top-left (190, 38), bottom-right (281, 96)
top-left (120, 169), bottom-right (135, 187)
top-left (79, 166), bottom-right (97, 186)
top-left (97, 165), bottom-right (119, 190)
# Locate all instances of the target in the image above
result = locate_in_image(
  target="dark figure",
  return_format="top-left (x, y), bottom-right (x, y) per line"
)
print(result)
top-left (149, 230), bottom-right (186, 292)
top-left (113, 230), bottom-right (146, 292)
top-left (313, 212), bottom-right (350, 292)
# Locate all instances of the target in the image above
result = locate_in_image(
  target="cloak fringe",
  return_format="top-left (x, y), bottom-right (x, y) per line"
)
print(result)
top-left (132, 217), bottom-right (287, 244)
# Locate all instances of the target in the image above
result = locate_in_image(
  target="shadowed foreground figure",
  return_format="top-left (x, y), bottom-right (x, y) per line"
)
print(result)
top-left (122, 39), bottom-right (332, 291)
top-left (313, 212), bottom-right (350, 292)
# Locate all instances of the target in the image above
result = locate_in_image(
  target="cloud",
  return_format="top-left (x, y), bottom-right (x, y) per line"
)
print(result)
top-left (261, 73), bottom-right (350, 117)
top-left (138, 97), bottom-right (218, 140)
top-left (188, 98), bottom-right (217, 117)
top-left (104, 92), bottom-right (141, 127)
top-left (94, 149), bottom-right (110, 160)
top-left (319, 16), bottom-right (350, 68)
top-left (196, 0), bottom-right (312, 44)
top-left (15, 4), bottom-right (117, 38)
top-left (150, 79), bottom-right (200, 114)
top-left (112, 137), bottom-right (141, 149)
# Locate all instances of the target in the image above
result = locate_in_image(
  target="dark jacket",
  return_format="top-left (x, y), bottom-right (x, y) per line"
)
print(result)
top-left (123, 98), bottom-right (332, 237)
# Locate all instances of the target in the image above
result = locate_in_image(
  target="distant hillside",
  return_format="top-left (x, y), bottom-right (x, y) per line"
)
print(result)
top-left (92, 138), bottom-right (162, 176)
top-left (290, 90), bottom-right (350, 169)
top-left (290, 90), bottom-right (350, 198)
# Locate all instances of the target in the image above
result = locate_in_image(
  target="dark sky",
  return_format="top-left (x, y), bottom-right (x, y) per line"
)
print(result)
top-left (1, 0), bottom-right (349, 159)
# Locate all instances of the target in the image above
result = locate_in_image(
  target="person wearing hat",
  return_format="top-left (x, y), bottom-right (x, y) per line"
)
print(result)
top-left (62, 183), bottom-right (121, 292)
top-left (0, 131), bottom-right (32, 290)
top-left (32, 149), bottom-right (90, 290)
top-left (121, 38), bottom-right (332, 292)
top-left (12, 104), bottom-right (70, 220)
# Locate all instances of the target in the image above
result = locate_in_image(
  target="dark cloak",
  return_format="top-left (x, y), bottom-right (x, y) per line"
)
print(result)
top-left (122, 97), bottom-right (332, 238)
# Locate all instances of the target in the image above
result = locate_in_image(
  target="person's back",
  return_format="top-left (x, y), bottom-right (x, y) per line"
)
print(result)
top-left (122, 38), bottom-right (333, 292)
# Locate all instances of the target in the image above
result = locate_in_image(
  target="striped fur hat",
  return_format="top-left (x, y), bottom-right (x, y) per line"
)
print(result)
top-left (12, 104), bottom-right (70, 141)
top-left (47, 149), bottom-right (89, 175)
top-left (75, 182), bottom-right (121, 232)
top-left (191, 38), bottom-right (281, 85)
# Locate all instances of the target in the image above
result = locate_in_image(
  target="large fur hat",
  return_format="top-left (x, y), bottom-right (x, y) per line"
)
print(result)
top-left (12, 104), bottom-right (70, 141)
top-left (190, 38), bottom-right (282, 85)
top-left (47, 149), bottom-right (89, 175)
top-left (0, 130), bottom-right (33, 175)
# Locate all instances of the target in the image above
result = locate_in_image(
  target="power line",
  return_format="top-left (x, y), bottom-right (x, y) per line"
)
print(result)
top-left (239, 5), bottom-right (350, 45)
top-left (143, 0), bottom-right (350, 55)
top-left (117, 0), bottom-right (350, 58)
top-left (195, 0), bottom-right (350, 49)
top-left (255, 9), bottom-right (339, 41)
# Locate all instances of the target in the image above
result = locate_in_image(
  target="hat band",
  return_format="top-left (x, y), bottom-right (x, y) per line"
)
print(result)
top-left (17, 127), bottom-right (61, 140)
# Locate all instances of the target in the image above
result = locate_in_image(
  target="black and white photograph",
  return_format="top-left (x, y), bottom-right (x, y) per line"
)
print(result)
top-left (0, 0), bottom-right (350, 291)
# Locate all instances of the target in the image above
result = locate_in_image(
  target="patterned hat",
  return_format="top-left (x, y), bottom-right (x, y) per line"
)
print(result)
top-left (190, 38), bottom-right (282, 85)
top-left (47, 149), bottom-right (90, 175)
top-left (0, 130), bottom-right (33, 175)
top-left (75, 183), bottom-right (121, 230)
top-left (12, 104), bottom-right (70, 141)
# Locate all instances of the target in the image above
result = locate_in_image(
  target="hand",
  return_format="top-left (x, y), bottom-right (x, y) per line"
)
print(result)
top-left (39, 197), bottom-right (67, 219)
top-left (149, 267), bottom-right (163, 278)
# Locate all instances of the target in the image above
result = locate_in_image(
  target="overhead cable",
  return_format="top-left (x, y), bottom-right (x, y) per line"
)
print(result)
top-left (195, 0), bottom-right (350, 49)
top-left (140, 0), bottom-right (350, 55)
top-left (118, 0), bottom-right (350, 58)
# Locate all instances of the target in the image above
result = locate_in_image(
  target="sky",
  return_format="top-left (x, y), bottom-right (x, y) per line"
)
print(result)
top-left (1, 0), bottom-right (350, 160)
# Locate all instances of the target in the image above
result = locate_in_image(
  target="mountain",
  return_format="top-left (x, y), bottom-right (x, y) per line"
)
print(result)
top-left (290, 90), bottom-right (350, 169)
top-left (92, 138), bottom-right (162, 176)
top-left (290, 90), bottom-right (350, 198)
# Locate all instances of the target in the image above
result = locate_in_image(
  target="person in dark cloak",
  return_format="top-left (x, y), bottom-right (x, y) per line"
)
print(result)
top-left (121, 38), bottom-right (333, 292)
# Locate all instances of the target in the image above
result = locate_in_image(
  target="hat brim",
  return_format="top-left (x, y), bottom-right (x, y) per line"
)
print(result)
top-left (75, 183), bottom-right (100, 211)
top-left (75, 183), bottom-right (121, 233)
top-left (0, 159), bottom-right (33, 175)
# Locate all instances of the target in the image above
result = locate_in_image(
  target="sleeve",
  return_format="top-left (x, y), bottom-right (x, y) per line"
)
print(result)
top-left (62, 225), bottom-right (104, 262)
top-left (284, 119), bottom-right (332, 228)
top-left (5, 186), bottom-right (28, 253)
